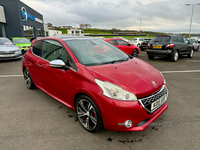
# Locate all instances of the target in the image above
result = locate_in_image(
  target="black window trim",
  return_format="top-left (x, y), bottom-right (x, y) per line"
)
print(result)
top-left (32, 39), bottom-right (77, 72)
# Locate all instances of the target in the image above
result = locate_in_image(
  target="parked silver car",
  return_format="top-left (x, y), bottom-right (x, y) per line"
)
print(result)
top-left (129, 37), bottom-right (147, 47)
top-left (188, 38), bottom-right (199, 51)
top-left (0, 37), bottom-right (22, 60)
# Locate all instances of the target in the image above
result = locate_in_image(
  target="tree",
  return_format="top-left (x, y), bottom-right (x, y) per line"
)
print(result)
top-left (47, 23), bottom-right (53, 28)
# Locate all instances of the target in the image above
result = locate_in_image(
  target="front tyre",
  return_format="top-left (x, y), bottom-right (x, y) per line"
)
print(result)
top-left (23, 68), bottom-right (35, 89)
top-left (75, 95), bottom-right (103, 132)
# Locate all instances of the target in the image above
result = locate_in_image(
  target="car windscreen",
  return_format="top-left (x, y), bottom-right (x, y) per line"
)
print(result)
top-left (0, 39), bottom-right (13, 45)
top-left (65, 39), bottom-right (129, 66)
top-left (152, 36), bottom-right (171, 43)
top-left (13, 39), bottom-right (30, 44)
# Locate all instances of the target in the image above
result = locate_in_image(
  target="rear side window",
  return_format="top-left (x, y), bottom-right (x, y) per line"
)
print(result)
top-left (152, 36), bottom-right (171, 43)
top-left (32, 40), bottom-right (43, 56)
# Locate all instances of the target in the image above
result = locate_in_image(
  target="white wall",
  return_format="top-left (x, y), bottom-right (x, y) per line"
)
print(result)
top-left (48, 30), bottom-right (62, 36)
top-left (0, 5), bottom-right (6, 23)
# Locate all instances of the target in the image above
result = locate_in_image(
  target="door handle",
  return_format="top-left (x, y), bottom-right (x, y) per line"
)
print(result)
top-left (36, 63), bottom-right (42, 67)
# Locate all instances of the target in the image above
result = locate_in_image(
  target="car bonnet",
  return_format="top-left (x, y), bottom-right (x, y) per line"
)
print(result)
top-left (85, 58), bottom-right (164, 98)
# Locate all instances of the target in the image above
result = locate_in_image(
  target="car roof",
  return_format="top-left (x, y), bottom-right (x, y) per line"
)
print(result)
top-left (35, 36), bottom-right (97, 41)
top-left (104, 38), bottom-right (125, 40)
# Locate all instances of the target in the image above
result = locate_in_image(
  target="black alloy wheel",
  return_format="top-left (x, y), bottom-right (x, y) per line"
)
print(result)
top-left (132, 49), bottom-right (138, 57)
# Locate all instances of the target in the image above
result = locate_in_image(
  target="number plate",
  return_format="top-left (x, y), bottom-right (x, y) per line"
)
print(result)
top-left (151, 94), bottom-right (166, 110)
top-left (153, 46), bottom-right (162, 49)
top-left (0, 54), bottom-right (13, 57)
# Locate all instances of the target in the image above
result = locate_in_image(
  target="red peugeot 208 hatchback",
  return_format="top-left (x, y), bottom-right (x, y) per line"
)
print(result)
top-left (103, 38), bottom-right (140, 57)
top-left (23, 36), bottom-right (168, 132)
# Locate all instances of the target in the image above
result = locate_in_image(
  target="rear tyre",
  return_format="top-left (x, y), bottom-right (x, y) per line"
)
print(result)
top-left (148, 55), bottom-right (154, 60)
top-left (75, 95), bottom-right (103, 132)
top-left (132, 49), bottom-right (138, 57)
top-left (188, 49), bottom-right (194, 58)
top-left (196, 46), bottom-right (199, 51)
top-left (171, 51), bottom-right (179, 62)
top-left (23, 68), bottom-right (35, 89)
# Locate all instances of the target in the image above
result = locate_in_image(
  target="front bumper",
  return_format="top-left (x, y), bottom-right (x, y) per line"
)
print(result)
top-left (0, 53), bottom-right (22, 60)
top-left (147, 49), bottom-right (172, 57)
top-left (96, 85), bottom-right (168, 131)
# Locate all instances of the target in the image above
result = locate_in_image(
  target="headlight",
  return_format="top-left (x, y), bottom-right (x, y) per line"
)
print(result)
top-left (160, 72), bottom-right (166, 84)
top-left (95, 79), bottom-right (137, 101)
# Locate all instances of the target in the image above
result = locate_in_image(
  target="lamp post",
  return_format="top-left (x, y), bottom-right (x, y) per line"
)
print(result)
top-left (185, 3), bottom-right (200, 37)
top-left (140, 19), bottom-right (142, 35)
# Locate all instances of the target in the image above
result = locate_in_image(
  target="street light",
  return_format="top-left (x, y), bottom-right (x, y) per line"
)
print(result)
top-left (140, 19), bottom-right (142, 35)
top-left (185, 3), bottom-right (200, 37)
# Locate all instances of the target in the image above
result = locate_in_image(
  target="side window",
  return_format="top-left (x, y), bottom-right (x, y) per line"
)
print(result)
top-left (177, 37), bottom-right (184, 43)
top-left (109, 40), bottom-right (118, 45)
top-left (117, 40), bottom-right (128, 45)
top-left (42, 40), bottom-right (76, 70)
top-left (32, 40), bottom-right (43, 57)
top-left (183, 37), bottom-right (188, 44)
top-left (172, 37), bottom-right (177, 42)
top-left (42, 40), bottom-right (65, 62)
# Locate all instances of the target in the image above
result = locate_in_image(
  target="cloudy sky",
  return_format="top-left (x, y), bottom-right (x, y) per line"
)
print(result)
top-left (20, 0), bottom-right (200, 33)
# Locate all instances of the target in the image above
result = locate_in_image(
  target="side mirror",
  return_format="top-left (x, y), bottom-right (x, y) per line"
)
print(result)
top-left (128, 43), bottom-right (131, 46)
top-left (49, 59), bottom-right (69, 70)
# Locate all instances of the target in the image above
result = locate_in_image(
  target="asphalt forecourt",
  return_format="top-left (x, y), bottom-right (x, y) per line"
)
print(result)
top-left (0, 51), bottom-right (200, 150)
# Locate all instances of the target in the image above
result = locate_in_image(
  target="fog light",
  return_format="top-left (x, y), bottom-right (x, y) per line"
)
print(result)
top-left (124, 120), bottom-right (133, 128)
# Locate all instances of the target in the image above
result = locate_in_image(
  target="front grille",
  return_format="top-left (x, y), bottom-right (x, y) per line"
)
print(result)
top-left (139, 85), bottom-right (168, 113)
top-left (0, 51), bottom-right (15, 54)
top-left (22, 46), bottom-right (29, 48)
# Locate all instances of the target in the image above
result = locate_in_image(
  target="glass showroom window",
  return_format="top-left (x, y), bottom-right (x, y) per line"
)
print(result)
top-left (23, 25), bottom-right (34, 38)
top-left (37, 28), bottom-right (42, 37)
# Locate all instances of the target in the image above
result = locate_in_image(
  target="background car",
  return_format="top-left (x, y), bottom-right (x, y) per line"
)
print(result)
top-left (188, 38), bottom-right (199, 51)
top-left (10, 37), bottom-right (31, 54)
top-left (22, 36), bottom-right (168, 132)
top-left (95, 37), bottom-right (105, 39)
top-left (112, 37), bottom-right (129, 43)
top-left (129, 37), bottom-right (147, 47)
top-left (140, 38), bottom-right (152, 51)
top-left (104, 38), bottom-right (140, 56)
top-left (147, 35), bottom-right (194, 62)
top-left (0, 37), bottom-right (22, 60)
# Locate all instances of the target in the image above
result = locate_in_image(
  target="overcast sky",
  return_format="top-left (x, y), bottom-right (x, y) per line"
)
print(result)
top-left (20, 0), bottom-right (200, 33)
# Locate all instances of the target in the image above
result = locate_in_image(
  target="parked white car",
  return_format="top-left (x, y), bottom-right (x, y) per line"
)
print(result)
top-left (188, 38), bottom-right (199, 51)
top-left (129, 37), bottom-right (147, 47)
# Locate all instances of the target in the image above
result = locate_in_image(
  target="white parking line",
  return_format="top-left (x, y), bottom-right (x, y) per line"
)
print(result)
top-left (161, 70), bottom-right (200, 74)
top-left (187, 60), bottom-right (200, 63)
top-left (0, 75), bottom-right (23, 78)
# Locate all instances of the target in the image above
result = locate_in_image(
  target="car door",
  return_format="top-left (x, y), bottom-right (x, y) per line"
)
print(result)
top-left (28, 40), bottom-right (44, 86)
top-left (37, 39), bottom-right (77, 103)
top-left (116, 40), bottom-right (133, 55)
top-left (183, 37), bottom-right (192, 53)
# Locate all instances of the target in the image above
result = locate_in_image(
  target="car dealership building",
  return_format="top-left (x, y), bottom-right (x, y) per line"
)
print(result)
top-left (0, 0), bottom-right (44, 39)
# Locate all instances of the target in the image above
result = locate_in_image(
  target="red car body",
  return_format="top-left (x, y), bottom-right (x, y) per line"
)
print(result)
top-left (22, 36), bottom-right (168, 132)
top-left (103, 38), bottom-right (140, 56)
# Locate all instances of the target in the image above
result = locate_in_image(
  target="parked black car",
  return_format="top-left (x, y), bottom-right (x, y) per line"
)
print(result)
top-left (140, 38), bottom-right (152, 51)
top-left (147, 35), bottom-right (194, 62)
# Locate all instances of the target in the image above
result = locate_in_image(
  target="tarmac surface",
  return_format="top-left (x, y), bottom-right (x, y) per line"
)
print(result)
top-left (0, 48), bottom-right (200, 150)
